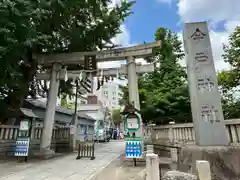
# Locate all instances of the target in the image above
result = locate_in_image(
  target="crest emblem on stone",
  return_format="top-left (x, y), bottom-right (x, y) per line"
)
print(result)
top-left (191, 28), bottom-right (206, 41)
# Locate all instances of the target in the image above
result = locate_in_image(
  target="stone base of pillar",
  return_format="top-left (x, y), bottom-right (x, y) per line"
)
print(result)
top-left (34, 149), bottom-right (56, 160)
top-left (69, 125), bottom-right (77, 151)
top-left (178, 145), bottom-right (240, 179)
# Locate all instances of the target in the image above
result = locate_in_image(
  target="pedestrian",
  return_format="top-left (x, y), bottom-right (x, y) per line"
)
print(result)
top-left (116, 128), bottom-right (120, 140)
top-left (132, 132), bottom-right (136, 138)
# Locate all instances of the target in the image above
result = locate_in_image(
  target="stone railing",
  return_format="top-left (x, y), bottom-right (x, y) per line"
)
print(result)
top-left (144, 119), bottom-right (240, 145)
top-left (0, 125), bottom-right (71, 158)
top-left (0, 125), bottom-right (70, 141)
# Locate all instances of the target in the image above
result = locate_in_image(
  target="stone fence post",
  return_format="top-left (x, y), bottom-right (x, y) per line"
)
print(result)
top-left (168, 121), bottom-right (175, 143)
top-left (196, 160), bottom-right (211, 180)
top-left (168, 121), bottom-right (178, 164)
top-left (146, 145), bottom-right (159, 180)
top-left (147, 144), bottom-right (154, 153)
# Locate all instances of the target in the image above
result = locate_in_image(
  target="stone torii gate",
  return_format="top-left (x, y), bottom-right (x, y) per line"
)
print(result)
top-left (35, 41), bottom-right (161, 155)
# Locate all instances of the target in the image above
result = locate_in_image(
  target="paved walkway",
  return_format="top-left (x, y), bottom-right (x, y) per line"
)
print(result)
top-left (0, 141), bottom-right (124, 180)
top-left (92, 156), bottom-right (146, 180)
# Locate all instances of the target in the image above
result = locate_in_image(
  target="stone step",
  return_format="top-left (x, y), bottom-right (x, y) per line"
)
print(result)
top-left (159, 157), bottom-right (172, 165)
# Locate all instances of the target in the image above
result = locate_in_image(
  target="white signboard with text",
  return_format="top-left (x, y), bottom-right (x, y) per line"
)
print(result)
top-left (20, 121), bottom-right (29, 131)
top-left (127, 118), bottom-right (139, 129)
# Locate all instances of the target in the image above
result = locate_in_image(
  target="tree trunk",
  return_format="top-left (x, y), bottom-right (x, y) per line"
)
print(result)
top-left (7, 48), bottom-right (38, 114)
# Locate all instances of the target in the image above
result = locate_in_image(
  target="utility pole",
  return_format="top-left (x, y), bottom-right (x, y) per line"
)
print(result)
top-left (73, 79), bottom-right (79, 124)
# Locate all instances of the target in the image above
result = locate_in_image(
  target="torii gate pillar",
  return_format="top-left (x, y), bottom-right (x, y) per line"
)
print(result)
top-left (127, 56), bottom-right (140, 110)
top-left (40, 63), bottom-right (61, 155)
top-left (127, 56), bottom-right (144, 158)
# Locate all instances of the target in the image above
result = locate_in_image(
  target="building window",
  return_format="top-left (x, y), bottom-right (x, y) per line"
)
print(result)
top-left (112, 92), bottom-right (116, 100)
top-left (104, 91), bottom-right (108, 97)
top-left (81, 100), bottom-right (86, 104)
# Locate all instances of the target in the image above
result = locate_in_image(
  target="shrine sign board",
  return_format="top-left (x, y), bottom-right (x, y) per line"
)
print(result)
top-left (15, 119), bottom-right (31, 157)
top-left (124, 112), bottom-right (143, 158)
top-left (15, 137), bottom-right (30, 156)
top-left (183, 21), bottom-right (228, 146)
top-left (125, 137), bottom-right (142, 158)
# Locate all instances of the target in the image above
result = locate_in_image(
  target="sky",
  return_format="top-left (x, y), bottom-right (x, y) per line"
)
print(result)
top-left (98, 0), bottom-right (240, 72)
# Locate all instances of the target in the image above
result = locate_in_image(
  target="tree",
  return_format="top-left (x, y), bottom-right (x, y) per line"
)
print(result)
top-left (0, 0), bottom-right (134, 121)
top-left (219, 26), bottom-right (240, 89)
top-left (218, 26), bottom-right (240, 119)
top-left (112, 108), bottom-right (122, 125)
top-left (60, 93), bottom-right (72, 109)
top-left (120, 28), bottom-right (191, 124)
top-left (222, 26), bottom-right (240, 87)
top-left (0, 0), bottom-right (49, 120)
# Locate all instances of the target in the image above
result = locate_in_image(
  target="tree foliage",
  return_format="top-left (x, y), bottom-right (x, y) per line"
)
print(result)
top-left (217, 26), bottom-right (240, 119)
top-left (111, 108), bottom-right (122, 125)
top-left (223, 26), bottom-right (240, 72)
top-left (0, 0), bottom-right (134, 121)
top-left (60, 93), bottom-right (72, 109)
top-left (120, 28), bottom-right (191, 124)
top-left (220, 26), bottom-right (240, 88)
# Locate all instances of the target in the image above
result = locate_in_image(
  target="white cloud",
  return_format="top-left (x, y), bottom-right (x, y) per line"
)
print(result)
top-left (224, 21), bottom-right (240, 33)
top-left (177, 0), bottom-right (240, 23)
top-left (111, 24), bottom-right (131, 47)
top-left (108, 0), bottom-right (122, 8)
top-left (175, 0), bottom-right (240, 71)
top-left (209, 31), bottom-right (231, 71)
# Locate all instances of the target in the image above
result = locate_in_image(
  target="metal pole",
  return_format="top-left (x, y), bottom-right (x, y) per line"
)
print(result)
top-left (74, 79), bottom-right (79, 120)
top-left (71, 79), bottom-right (79, 150)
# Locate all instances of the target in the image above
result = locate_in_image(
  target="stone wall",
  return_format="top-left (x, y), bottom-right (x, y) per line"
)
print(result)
top-left (178, 145), bottom-right (240, 180)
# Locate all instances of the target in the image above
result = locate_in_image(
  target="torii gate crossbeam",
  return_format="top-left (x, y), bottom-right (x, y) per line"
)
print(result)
top-left (35, 41), bottom-right (160, 67)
